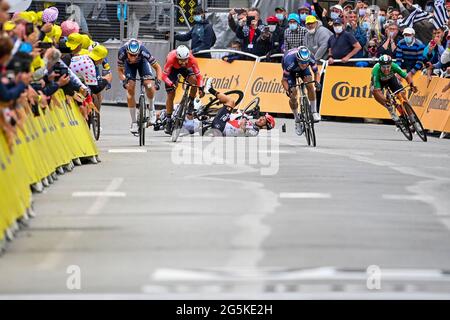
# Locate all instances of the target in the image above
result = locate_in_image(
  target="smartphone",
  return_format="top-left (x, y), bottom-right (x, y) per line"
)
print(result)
top-left (38, 42), bottom-right (52, 49)
top-left (246, 16), bottom-right (255, 26)
top-left (25, 22), bottom-right (34, 36)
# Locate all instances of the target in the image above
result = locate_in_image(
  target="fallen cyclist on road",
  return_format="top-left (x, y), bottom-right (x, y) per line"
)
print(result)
top-left (371, 54), bottom-right (418, 122)
top-left (154, 79), bottom-right (275, 136)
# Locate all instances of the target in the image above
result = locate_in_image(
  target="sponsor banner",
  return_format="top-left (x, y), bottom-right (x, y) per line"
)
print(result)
top-left (175, 58), bottom-right (255, 107)
top-left (407, 74), bottom-right (437, 119)
top-left (420, 77), bottom-right (450, 132)
top-left (241, 61), bottom-right (290, 114)
top-left (320, 66), bottom-right (390, 119)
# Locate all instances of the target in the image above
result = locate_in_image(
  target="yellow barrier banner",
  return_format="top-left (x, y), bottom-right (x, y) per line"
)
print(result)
top-left (320, 66), bottom-right (390, 119)
top-left (408, 74), bottom-right (438, 119)
top-left (175, 58), bottom-right (255, 105)
top-left (420, 77), bottom-right (450, 132)
top-left (0, 89), bottom-right (98, 241)
top-left (241, 61), bottom-right (290, 113)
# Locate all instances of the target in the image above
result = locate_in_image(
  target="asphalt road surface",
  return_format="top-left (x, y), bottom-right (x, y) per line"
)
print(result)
top-left (1, 106), bottom-right (450, 299)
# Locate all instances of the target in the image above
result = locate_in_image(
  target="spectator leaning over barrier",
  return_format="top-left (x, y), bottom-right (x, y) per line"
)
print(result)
top-left (283, 13), bottom-right (307, 52)
top-left (345, 10), bottom-right (368, 58)
top-left (305, 15), bottom-right (333, 60)
top-left (235, 7), bottom-right (266, 57)
top-left (174, 7), bottom-right (216, 59)
top-left (275, 6), bottom-right (288, 31)
top-left (378, 21), bottom-right (402, 57)
top-left (0, 35), bottom-right (31, 102)
top-left (222, 40), bottom-right (244, 63)
top-left (327, 17), bottom-right (362, 65)
top-left (424, 27), bottom-right (447, 78)
top-left (228, 7), bottom-right (248, 34)
top-left (396, 27), bottom-right (426, 76)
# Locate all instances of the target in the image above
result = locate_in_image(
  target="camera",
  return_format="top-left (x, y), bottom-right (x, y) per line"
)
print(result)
top-left (38, 42), bottom-right (53, 49)
top-left (246, 16), bottom-right (255, 26)
top-left (25, 22), bottom-right (34, 36)
top-left (52, 62), bottom-right (69, 81)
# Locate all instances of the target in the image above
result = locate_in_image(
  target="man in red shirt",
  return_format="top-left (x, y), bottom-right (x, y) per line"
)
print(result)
top-left (162, 45), bottom-right (205, 134)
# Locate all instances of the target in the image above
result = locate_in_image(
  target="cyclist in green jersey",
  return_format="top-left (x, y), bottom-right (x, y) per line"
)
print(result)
top-left (371, 54), bottom-right (418, 120)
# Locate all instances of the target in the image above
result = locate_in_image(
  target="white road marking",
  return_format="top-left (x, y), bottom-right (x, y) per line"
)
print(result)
top-left (108, 149), bottom-right (148, 153)
top-left (279, 192), bottom-right (332, 199)
top-left (37, 178), bottom-right (125, 270)
top-left (382, 194), bottom-right (435, 201)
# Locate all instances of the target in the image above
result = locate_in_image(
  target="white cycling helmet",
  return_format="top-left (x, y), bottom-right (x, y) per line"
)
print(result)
top-left (176, 45), bottom-right (190, 60)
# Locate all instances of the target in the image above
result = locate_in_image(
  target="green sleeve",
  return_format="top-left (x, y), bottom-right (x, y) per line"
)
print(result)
top-left (371, 64), bottom-right (382, 89)
top-left (392, 62), bottom-right (407, 78)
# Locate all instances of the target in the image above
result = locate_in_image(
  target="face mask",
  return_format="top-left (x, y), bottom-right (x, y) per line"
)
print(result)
top-left (193, 15), bottom-right (202, 22)
top-left (379, 16), bottom-right (386, 24)
top-left (404, 36), bottom-right (414, 45)
top-left (268, 25), bottom-right (277, 32)
top-left (308, 28), bottom-right (316, 34)
top-left (362, 22), bottom-right (370, 30)
top-left (300, 13), bottom-right (307, 21)
top-left (289, 23), bottom-right (298, 31)
top-left (276, 13), bottom-right (284, 21)
top-left (389, 31), bottom-right (395, 38)
top-left (334, 26), bottom-right (343, 34)
top-left (359, 9), bottom-right (366, 17)
top-left (330, 12), bottom-right (339, 20)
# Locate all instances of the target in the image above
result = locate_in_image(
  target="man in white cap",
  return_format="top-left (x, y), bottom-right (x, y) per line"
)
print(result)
top-left (312, 0), bottom-right (344, 32)
top-left (395, 27), bottom-right (426, 76)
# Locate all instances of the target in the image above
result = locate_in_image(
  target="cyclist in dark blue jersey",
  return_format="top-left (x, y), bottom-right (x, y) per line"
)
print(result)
top-left (281, 46), bottom-right (321, 136)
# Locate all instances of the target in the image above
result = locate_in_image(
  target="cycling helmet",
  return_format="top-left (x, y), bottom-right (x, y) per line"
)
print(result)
top-left (379, 54), bottom-right (392, 66)
top-left (265, 113), bottom-right (275, 130)
top-left (176, 45), bottom-right (190, 60)
top-left (127, 39), bottom-right (140, 55)
top-left (296, 46), bottom-right (311, 62)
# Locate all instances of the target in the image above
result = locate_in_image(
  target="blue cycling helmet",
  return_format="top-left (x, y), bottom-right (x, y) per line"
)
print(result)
top-left (127, 39), bottom-right (140, 55)
top-left (296, 46), bottom-right (310, 62)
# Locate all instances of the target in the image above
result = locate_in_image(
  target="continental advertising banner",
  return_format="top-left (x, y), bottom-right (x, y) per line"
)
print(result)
top-left (420, 77), bottom-right (450, 132)
top-left (320, 66), bottom-right (391, 119)
top-left (177, 58), bottom-right (450, 133)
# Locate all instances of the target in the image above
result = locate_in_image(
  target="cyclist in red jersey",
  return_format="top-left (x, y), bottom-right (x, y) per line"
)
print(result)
top-left (162, 45), bottom-right (205, 134)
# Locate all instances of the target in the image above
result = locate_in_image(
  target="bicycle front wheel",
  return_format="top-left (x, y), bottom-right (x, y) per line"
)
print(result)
top-left (404, 102), bottom-right (427, 142)
top-left (171, 98), bottom-right (186, 142)
top-left (139, 95), bottom-right (146, 146)
top-left (91, 111), bottom-right (100, 141)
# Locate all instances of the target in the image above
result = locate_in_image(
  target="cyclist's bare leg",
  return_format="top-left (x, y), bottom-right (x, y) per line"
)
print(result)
top-left (126, 80), bottom-right (137, 123)
top-left (186, 75), bottom-right (198, 100)
top-left (166, 90), bottom-right (176, 116)
top-left (304, 75), bottom-right (317, 114)
top-left (144, 79), bottom-right (157, 123)
top-left (372, 88), bottom-right (387, 106)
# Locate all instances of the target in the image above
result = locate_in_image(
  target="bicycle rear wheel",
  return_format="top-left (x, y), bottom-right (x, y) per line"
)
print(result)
top-left (91, 111), bottom-right (100, 141)
top-left (138, 95), bottom-right (146, 146)
top-left (201, 90), bottom-right (244, 117)
top-left (404, 102), bottom-right (427, 142)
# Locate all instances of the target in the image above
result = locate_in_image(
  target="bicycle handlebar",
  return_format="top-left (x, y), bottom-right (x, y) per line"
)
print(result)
top-left (178, 79), bottom-right (204, 89)
top-left (391, 84), bottom-right (413, 96)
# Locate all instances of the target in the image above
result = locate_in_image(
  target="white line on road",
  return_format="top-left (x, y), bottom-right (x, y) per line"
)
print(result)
top-left (108, 149), bottom-right (148, 153)
top-left (38, 178), bottom-right (125, 270)
top-left (72, 191), bottom-right (126, 198)
top-left (279, 192), bottom-right (332, 199)
top-left (382, 194), bottom-right (435, 201)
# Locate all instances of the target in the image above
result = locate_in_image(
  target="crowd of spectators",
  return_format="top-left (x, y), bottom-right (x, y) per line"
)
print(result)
top-left (223, 0), bottom-right (450, 78)
top-left (0, 0), bottom-right (111, 150)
